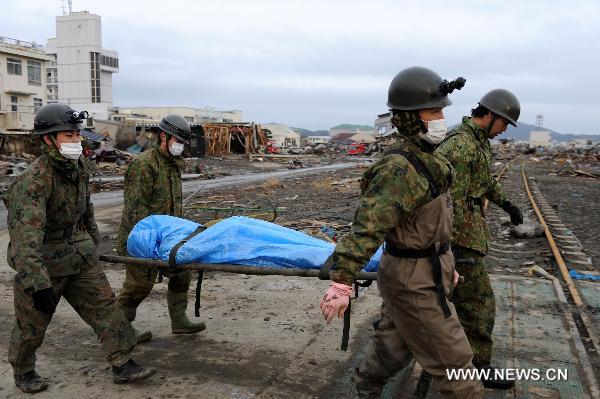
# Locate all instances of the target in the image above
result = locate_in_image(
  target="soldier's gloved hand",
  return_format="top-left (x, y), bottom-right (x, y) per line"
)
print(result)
top-left (320, 282), bottom-right (353, 323)
top-left (32, 287), bottom-right (59, 314)
top-left (501, 201), bottom-right (523, 225)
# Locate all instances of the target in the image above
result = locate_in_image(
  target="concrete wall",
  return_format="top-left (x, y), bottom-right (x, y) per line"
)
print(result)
top-left (529, 130), bottom-right (551, 147)
top-left (0, 40), bottom-right (52, 131)
top-left (374, 112), bottom-right (396, 137)
top-left (262, 123), bottom-right (301, 148)
top-left (302, 136), bottom-right (330, 145)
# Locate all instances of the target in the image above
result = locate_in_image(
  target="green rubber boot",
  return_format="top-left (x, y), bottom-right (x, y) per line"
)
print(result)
top-left (167, 290), bottom-right (206, 334)
top-left (121, 306), bottom-right (152, 344)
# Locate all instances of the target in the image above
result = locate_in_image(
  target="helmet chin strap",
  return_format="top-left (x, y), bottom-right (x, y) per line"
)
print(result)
top-left (417, 113), bottom-right (428, 133)
top-left (48, 135), bottom-right (62, 153)
top-left (486, 114), bottom-right (498, 135)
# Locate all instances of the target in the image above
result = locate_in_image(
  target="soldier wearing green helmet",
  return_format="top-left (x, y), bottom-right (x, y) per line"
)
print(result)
top-left (436, 89), bottom-right (524, 390)
top-left (117, 114), bottom-right (205, 343)
top-left (4, 103), bottom-right (155, 393)
top-left (319, 67), bottom-right (483, 398)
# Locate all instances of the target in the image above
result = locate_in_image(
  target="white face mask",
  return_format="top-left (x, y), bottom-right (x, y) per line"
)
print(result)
top-left (169, 141), bottom-right (185, 156)
top-left (59, 142), bottom-right (83, 160)
top-left (423, 118), bottom-right (448, 144)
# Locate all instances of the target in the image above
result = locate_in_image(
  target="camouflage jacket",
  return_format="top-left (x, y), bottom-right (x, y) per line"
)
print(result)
top-left (435, 117), bottom-right (508, 255)
top-left (117, 146), bottom-right (183, 255)
top-left (3, 146), bottom-right (100, 293)
top-left (331, 135), bottom-right (453, 285)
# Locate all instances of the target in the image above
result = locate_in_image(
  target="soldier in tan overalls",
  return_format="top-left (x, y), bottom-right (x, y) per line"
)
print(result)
top-left (319, 67), bottom-right (484, 398)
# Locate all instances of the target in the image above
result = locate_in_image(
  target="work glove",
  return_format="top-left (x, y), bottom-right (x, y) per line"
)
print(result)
top-left (32, 287), bottom-right (59, 314)
top-left (320, 282), bottom-right (353, 323)
top-left (501, 201), bottom-right (523, 225)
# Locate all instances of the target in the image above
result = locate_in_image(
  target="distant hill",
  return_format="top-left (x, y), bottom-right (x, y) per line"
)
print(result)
top-left (291, 127), bottom-right (329, 137)
top-left (330, 123), bottom-right (374, 131)
top-left (294, 122), bottom-right (600, 142)
top-left (503, 122), bottom-right (600, 143)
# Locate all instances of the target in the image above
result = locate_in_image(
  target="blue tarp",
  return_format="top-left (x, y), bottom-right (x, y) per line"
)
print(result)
top-left (569, 269), bottom-right (600, 282)
top-left (127, 215), bottom-right (382, 272)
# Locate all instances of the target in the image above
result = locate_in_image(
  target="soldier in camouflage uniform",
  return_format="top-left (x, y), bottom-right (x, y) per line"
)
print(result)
top-left (4, 103), bottom-right (155, 394)
top-left (319, 67), bottom-right (483, 398)
top-left (117, 114), bottom-right (205, 343)
top-left (436, 89), bottom-right (523, 389)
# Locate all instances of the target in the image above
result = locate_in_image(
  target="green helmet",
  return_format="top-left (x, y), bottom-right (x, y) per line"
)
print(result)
top-left (387, 66), bottom-right (466, 110)
top-left (33, 103), bottom-right (88, 135)
top-left (159, 114), bottom-right (193, 144)
top-left (478, 89), bottom-right (520, 126)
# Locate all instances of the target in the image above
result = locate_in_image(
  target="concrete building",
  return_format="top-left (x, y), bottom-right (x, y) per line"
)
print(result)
top-left (0, 36), bottom-right (53, 133)
top-left (529, 130), bottom-right (552, 147)
top-left (109, 106), bottom-right (243, 125)
top-left (374, 112), bottom-right (396, 137)
top-left (262, 123), bottom-right (301, 148)
top-left (46, 11), bottom-right (119, 119)
top-left (329, 124), bottom-right (375, 137)
top-left (302, 135), bottom-right (330, 146)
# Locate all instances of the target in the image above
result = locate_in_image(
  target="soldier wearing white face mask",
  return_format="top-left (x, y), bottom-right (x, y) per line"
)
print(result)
top-left (4, 103), bottom-right (155, 393)
top-left (116, 114), bottom-right (206, 343)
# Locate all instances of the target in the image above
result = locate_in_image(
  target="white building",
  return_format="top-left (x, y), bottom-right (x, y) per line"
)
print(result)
top-left (529, 130), bottom-right (552, 147)
top-left (262, 123), bottom-right (301, 148)
top-left (0, 37), bottom-right (53, 132)
top-left (46, 11), bottom-right (119, 120)
top-left (374, 112), bottom-right (396, 137)
top-left (109, 107), bottom-right (243, 125)
top-left (303, 135), bottom-right (330, 145)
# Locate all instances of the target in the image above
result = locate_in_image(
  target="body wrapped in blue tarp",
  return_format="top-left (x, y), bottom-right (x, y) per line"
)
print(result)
top-left (127, 215), bottom-right (381, 272)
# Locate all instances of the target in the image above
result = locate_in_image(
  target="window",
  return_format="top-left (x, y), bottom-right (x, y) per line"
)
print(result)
top-left (90, 52), bottom-right (101, 103)
top-left (11, 96), bottom-right (18, 112)
top-left (99, 54), bottom-right (119, 68)
top-left (34, 98), bottom-right (43, 112)
top-left (27, 60), bottom-right (42, 85)
top-left (378, 125), bottom-right (386, 134)
top-left (7, 58), bottom-right (22, 75)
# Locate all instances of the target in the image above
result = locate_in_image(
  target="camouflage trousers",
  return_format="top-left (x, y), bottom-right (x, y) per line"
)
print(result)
top-left (9, 262), bottom-right (135, 375)
top-left (451, 245), bottom-right (496, 367)
top-left (356, 253), bottom-right (483, 398)
top-left (117, 264), bottom-right (192, 320)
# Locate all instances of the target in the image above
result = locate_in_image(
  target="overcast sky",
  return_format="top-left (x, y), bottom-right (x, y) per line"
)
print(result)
top-left (3, 0), bottom-right (599, 133)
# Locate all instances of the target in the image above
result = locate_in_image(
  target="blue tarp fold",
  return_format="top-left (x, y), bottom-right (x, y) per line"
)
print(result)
top-left (569, 269), bottom-right (600, 282)
top-left (127, 215), bottom-right (381, 272)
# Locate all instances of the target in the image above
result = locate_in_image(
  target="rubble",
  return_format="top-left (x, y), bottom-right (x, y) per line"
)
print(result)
top-left (528, 264), bottom-right (556, 280)
top-left (9, 162), bottom-right (28, 176)
top-left (287, 159), bottom-right (304, 169)
top-left (510, 221), bottom-right (545, 238)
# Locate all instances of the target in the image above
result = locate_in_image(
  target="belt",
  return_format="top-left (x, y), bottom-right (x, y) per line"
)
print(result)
top-left (44, 225), bottom-right (76, 242)
top-left (384, 241), bottom-right (452, 318)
